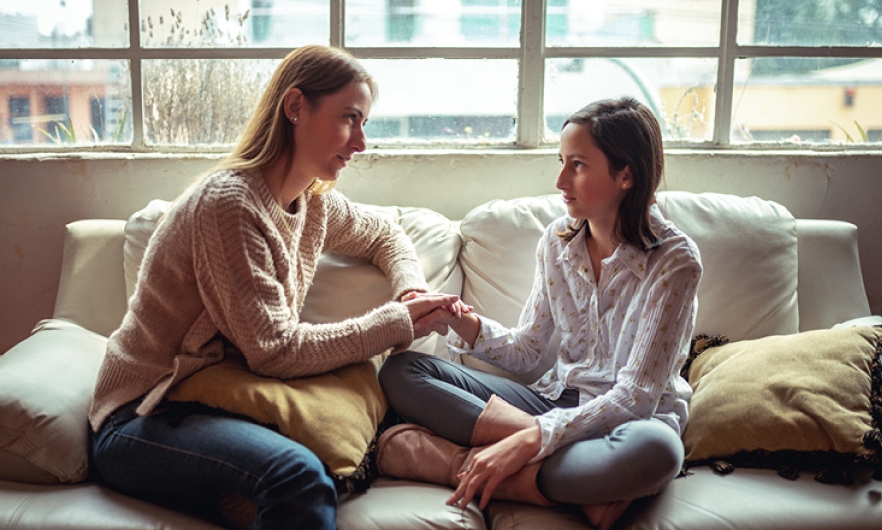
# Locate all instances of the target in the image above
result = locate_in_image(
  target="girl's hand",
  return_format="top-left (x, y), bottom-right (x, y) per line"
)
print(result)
top-left (448, 299), bottom-right (474, 319)
top-left (447, 425), bottom-right (542, 510)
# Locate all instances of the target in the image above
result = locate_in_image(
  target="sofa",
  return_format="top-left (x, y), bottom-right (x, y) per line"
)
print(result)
top-left (2, 189), bottom-right (882, 530)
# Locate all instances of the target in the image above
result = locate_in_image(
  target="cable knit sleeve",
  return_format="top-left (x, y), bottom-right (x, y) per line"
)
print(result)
top-left (321, 191), bottom-right (429, 300)
top-left (189, 184), bottom-right (414, 379)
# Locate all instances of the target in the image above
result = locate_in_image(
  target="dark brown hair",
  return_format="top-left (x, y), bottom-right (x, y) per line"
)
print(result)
top-left (557, 97), bottom-right (664, 249)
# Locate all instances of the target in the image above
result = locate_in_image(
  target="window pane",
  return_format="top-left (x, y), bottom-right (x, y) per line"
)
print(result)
top-left (742, 0), bottom-right (882, 46)
top-left (1, 0), bottom-right (128, 48)
top-left (547, 0), bottom-right (721, 47)
top-left (347, 0), bottom-right (521, 47)
top-left (0, 60), bottom-right (130, 145)
top-left (141, 0), bottom-right (328, 48)
top-left (143, 59), bottom-right (275, 145)
top-left (732, 57), bottom-right (882, 144)
top-left (360, 59), bottom-right (517, 143)
top-left (544, 57), bottom-right (717, 142)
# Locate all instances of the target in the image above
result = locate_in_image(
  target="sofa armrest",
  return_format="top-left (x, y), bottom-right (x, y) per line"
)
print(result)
top-left (796, 219), bottom-right (873, 331)
top-left (52, 219), bottom-right (128, 338)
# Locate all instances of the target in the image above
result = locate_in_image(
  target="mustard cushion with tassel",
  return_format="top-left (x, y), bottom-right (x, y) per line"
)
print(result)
top-left (682, 326), bottom-right (882, 483)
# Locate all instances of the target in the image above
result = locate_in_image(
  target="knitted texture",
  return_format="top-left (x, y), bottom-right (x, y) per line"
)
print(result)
top-left (89, 168), bottom-right (426, 431)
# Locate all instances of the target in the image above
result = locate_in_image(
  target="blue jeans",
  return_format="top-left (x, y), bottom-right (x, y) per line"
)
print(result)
top-left (90, 399), bottom-right (337, 529)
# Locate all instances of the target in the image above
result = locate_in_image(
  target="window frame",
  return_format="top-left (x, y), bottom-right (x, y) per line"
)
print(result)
top-left (1, 0), bottom-right (881, 153)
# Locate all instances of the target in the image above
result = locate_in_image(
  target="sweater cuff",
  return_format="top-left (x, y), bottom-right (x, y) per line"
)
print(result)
top-left (359, 302), bottom-right (414, 356)
top-left (389, 259), bottom-right (429, 301)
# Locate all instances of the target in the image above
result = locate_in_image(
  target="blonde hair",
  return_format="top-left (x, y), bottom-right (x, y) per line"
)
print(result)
top-left (218, 45), bottom-right (376, 194)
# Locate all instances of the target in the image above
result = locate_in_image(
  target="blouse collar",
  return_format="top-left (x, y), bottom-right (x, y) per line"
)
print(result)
top-left (561, 204), bottom-right (669, 281)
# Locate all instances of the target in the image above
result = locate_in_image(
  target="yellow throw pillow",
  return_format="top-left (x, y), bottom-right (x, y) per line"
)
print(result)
top-left (166, 354), bottom-right (388, 492)
top-left (683, 326), bottom-right (882, 482)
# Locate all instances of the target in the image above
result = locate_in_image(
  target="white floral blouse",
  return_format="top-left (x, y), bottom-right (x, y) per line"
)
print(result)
top-left (448, 205), bottom-right (702, 461)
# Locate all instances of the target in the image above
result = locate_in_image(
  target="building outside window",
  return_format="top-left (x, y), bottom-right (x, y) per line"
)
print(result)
top-left (7, 96), bottom-right (31, 143)
top-left (42, 95), bottom-right (67, 139)
top-left (0, 0), bottom-right (880, 149)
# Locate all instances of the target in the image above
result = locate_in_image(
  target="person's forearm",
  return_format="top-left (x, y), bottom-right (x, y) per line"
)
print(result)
top-left (450, 312), bottom-right (482, 347)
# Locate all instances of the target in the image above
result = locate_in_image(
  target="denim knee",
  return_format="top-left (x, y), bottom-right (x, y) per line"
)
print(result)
top-left (255, 444), bottom-right (337, 529)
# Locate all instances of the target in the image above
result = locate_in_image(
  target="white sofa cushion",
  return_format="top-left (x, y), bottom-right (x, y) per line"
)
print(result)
top-left (488, 466), bottom-right (882, 530)
top-left (53, 219), bottom-right (128, 337)
top-left (656, 191), bottom-right (798, 341)
top-left (0, 479), bottom-right (223, 529)
top-left (123, 199), bottom-right (463, 357)
top-left (0, 477), bottom-right (486, 530)
top-left (337, 478), bottom-right (485, 530)
top-left (0, 319), bottom-right (107, 483)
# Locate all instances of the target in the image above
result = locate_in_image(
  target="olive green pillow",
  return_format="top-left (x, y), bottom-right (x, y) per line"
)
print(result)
top-left (683, 326), bottom-right (882, 482)
top-left (166, 354), bottom-right (388, 492)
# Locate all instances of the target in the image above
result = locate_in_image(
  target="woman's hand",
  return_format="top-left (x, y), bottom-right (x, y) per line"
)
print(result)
top-left (410, 295), bottom-right (480, 345)
top-left (400, 292), bottom-right (463, 339)
top-left (447, 424), bottom-right (543, 510)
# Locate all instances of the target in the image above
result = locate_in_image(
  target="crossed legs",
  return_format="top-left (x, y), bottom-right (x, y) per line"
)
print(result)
top-left (379, 351), bottom-right (683, 523)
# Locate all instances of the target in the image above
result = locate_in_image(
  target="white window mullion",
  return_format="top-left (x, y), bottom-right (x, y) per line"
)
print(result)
top-left (128, 0), bottom-right (144, 149)
top-left (713, 0), bottom-right (738, 146)
top-left (331, 0), bottom-right (345, 48)
top-left (517, 0), bottom-right (546, 148)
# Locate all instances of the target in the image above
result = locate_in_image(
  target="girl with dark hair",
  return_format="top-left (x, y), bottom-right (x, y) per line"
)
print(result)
top-left (377, 97), bottom-right (702, 530)
top-left (88, 45), bottom-right (461, 530)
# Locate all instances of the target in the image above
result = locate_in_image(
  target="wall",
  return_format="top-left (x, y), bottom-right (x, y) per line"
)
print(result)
top-left (1, 150), bottom-right (880, 353)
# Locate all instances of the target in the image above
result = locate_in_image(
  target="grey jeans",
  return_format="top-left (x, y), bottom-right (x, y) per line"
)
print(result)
top-left (379, 350), bottom-right (684, 504)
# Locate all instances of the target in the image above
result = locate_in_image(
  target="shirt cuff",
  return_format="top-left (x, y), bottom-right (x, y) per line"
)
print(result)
top-left (446, 329), bottom-right (471, 360)
top-left (530, 412), bottom-right (564, 462)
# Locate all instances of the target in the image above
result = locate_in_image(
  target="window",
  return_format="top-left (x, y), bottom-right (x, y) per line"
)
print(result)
top-left (8, 96), bottom-right (31, 143)
top-left (90, 97), bottom-right (105, 139)
top-left (387, 0), bottom-right (417, 42)
top-left (43, 95), bottom-right (67, 140)
top-left (460, 0), bottom-right (520, 43)
top-left (0, 0), bottom-right (880, 150)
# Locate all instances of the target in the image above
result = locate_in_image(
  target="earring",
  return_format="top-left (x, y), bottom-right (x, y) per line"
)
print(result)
top-left (289, 116), bottom-right (299, 124)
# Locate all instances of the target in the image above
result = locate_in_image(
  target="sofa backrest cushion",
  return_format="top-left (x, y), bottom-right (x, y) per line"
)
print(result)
top-left (657, 191), bottom-right (799, 341)
top-left (53, 219), bottom-right (128, 337)
top-left (457, 191), bottom-right (799, 375)
top-left (123, 199), bottom-right (463, 357)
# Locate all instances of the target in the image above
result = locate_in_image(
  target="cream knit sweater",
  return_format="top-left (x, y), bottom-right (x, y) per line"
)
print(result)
top-left (89, 168), bottom-right (427, 431)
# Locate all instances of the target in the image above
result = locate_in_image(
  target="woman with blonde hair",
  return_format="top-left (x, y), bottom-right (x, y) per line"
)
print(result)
top-left (89, 45), bottom-right (460, 529)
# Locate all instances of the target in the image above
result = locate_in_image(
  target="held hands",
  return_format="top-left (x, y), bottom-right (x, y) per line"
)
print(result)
top-left (400, 291), bottom-right (473, 340)
top-left (447, 425), bottom-right (543, 510)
